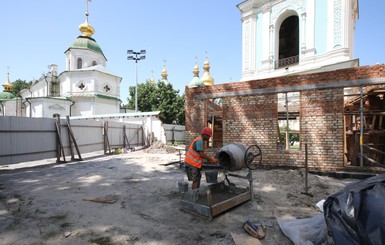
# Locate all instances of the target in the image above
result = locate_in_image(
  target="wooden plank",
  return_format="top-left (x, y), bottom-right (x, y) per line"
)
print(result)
top-left (231, 232), bottom-right (263, 245)
top-left (55, 116), bottom-right (66, 163)
top-left (66, 116), bottom-right (83, 161)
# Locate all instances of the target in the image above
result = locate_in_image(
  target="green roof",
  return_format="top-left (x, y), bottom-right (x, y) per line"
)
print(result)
top-left (0, 91), bottom-right (15, 100)
top-left (69, 36), bottom-right (105, 58)
top-left (188, 77), bottom-right (204, 88)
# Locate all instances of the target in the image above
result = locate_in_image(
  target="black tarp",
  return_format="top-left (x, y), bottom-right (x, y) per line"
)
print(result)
top-left (323, 173), bottom-right (385, 245)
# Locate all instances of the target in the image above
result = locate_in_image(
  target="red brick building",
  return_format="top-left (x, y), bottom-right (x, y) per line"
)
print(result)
top-left (185, 65), bottom-right (385, 172)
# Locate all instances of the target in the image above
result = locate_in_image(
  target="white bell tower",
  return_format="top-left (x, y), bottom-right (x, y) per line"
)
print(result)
top-left (237, 0), bottom-right (359, 81)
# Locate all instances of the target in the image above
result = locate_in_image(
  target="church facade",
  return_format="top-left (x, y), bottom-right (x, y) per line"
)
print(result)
top-left (237, 0), bottom-right (359, 81)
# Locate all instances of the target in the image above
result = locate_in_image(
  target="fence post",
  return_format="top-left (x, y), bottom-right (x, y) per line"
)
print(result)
top-left (172, 126), bottom-right (175, 145)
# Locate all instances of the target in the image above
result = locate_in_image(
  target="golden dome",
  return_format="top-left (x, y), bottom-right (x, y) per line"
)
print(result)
top-left (193, 64), bottom-right (199, 77)
top-left (161, 67), bottom-right (168, 80)
top-left (201, 59), bottom-right (214, 86)
top-left (79, 4), bottom-right (95, 37)
top-left (79, 19), bottom-right (95, 37)
top-left (3, 71), bottom-right (13, 92)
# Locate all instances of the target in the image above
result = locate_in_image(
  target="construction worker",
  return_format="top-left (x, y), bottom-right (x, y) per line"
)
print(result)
top-left (184, 127), bottom-right (219, 189)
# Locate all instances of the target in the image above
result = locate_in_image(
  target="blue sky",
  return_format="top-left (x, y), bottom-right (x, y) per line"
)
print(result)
top-left (0, 1), bottom-right (384, 103)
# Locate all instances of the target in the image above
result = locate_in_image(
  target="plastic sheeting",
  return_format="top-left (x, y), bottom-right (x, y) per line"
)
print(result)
top-left (277, 214), bottom-right (327, 245)
top-left (323, 173), bottom-right (385, 245)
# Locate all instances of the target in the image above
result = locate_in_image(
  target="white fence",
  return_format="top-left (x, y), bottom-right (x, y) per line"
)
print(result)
top-left (0, 116), bottom-right (144, 165)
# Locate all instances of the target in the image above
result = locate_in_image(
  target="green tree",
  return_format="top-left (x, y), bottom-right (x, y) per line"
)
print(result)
top-left (124, 80), bottom-right (185, 125)
top-left (12, 79), bottom-right (32, 96)
top-left (279, 125), bottom-right (300, 145)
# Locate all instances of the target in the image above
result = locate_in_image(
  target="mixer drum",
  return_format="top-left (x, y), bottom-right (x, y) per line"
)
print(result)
top-left (217, 143), bottom-right (248, 171)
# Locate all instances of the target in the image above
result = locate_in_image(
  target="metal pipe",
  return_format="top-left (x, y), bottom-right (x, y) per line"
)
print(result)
top-left (249, 169), bottom-right (253, 202)
top-left (304, 143), bottom-right (308, 191)
top-left (135, 60), bottom-right (138, 112)
top-left (285, 93), bottom-right (290, 150)
top-left (359, 86), bottom-right (363, 167)
top-left (44, 74), bottom-right (49, 97)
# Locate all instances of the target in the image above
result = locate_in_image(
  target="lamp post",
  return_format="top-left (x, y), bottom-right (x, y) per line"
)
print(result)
top-left (127, 49), bottom-right (146, 112)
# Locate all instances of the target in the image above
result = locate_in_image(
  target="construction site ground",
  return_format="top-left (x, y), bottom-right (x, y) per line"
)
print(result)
top-left (0, 142), bottom-right (357, 245)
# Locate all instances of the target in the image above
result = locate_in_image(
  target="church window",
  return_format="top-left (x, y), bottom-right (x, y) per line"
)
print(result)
top-left (77, 58), bottom-right (82, 69)
top-left (78, 82), bottom-right (86, 90)
top-left (276, 15), bottom-right (299, 68)
top-left (92, 60), bottom-right (97, 66)
top-left (277, 92), bottom-right (300, 150)
top-left (103, 84), bottom-right (111, 92)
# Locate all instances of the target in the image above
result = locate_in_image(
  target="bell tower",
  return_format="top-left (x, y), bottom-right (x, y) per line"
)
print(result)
top-left (237, 0), bottom-right (359, 81)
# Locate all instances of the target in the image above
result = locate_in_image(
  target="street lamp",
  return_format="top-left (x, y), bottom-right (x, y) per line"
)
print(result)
top-left (127, 49), bottom-right (146, 112)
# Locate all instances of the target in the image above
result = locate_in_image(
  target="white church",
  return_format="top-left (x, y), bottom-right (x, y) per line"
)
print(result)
top-left (0, 6), bottom-right (122, 118)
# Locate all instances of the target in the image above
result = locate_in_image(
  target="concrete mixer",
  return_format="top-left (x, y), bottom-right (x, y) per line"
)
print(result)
top-left (180, 143), bottom-right (262, 220)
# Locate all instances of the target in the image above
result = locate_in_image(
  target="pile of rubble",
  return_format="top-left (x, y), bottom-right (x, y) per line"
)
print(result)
top-left (143, 141), bottom-right (185, 154)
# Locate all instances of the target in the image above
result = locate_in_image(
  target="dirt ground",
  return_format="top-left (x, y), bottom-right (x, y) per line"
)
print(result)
top-left (0, 143), bottom-right (357, 245)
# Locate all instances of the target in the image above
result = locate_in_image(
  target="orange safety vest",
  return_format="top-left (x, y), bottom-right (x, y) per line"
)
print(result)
top-left (184, 136), bottom-right (203, 169)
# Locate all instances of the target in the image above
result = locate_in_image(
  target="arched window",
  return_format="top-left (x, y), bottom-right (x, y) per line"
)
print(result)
top-left (92, 60), bottom-right (97, 66)
top-left (77, 58), bottom-right (82, 69)
top-left (277, 15), bottom-right (299, 68)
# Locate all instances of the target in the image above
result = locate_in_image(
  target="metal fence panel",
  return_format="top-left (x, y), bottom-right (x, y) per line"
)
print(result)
top-left (66, 119), bottom-right (104, 154)
top-left (0, 116), bottom-right (57, 164)
top-left (0, 116), bottom-right (145, 165)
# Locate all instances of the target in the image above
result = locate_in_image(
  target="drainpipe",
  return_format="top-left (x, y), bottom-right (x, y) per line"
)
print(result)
top-left (21, 99), bottom-right (27, 117)
top-left (26, 87), bottom-right (33, 117)
top-left (44, 74), bottom-right (49, 97)
top-left (25, 98), bottom-right (32, 117)
top-left (67, 98), bottom-right (75, 117)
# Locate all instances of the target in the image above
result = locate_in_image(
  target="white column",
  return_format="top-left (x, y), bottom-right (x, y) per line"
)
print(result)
top-left (301, 12), bottom-right (307, 53)
top-left (242, 18), bottom-right (251, 75)
top-left (249, 14), bottom-right (257, 74)
top-left (269, 24), bottom-right (274, 65)
top-left (305, 0), bottom-right (315, 56)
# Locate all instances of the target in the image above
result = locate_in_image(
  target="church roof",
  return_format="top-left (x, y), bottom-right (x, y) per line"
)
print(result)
top-left (59, 65), bottom-right (122, 80)
top-left (80, 64), bottom-right (122, 78)
top-left (188, 64), bottom-right (204, 88)
top-left (0, 91), bottom-right (15, 100)
top-left (65, 6), bottom-right (106, 60)
top-left (67, 36), bottom-right (106, 59)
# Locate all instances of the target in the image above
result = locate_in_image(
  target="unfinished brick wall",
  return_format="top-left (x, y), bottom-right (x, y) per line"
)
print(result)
top-left (301, 89), bottom-right (345, 168)
top-left (185, 65), bottom-right (385, 170)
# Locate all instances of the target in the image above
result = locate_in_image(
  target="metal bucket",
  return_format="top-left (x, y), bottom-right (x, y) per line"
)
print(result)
top-left (217, 143), bottom-right (247, 171)
top-left (178, 180), bottom-right (188, 192)
top-left (205, 171), bottom-right (218, 183)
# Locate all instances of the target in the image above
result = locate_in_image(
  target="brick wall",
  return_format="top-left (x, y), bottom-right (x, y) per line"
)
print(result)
top-left (185, 65), bottom-right (385, 170)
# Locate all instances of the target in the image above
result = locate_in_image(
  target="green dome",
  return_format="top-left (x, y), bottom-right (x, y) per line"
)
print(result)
top-left (0, 91), bottom-right (15, 100)
top-left (70, 36), bottom-right (105, 57)
top-left (188, 77), bottom-right (204, 88)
